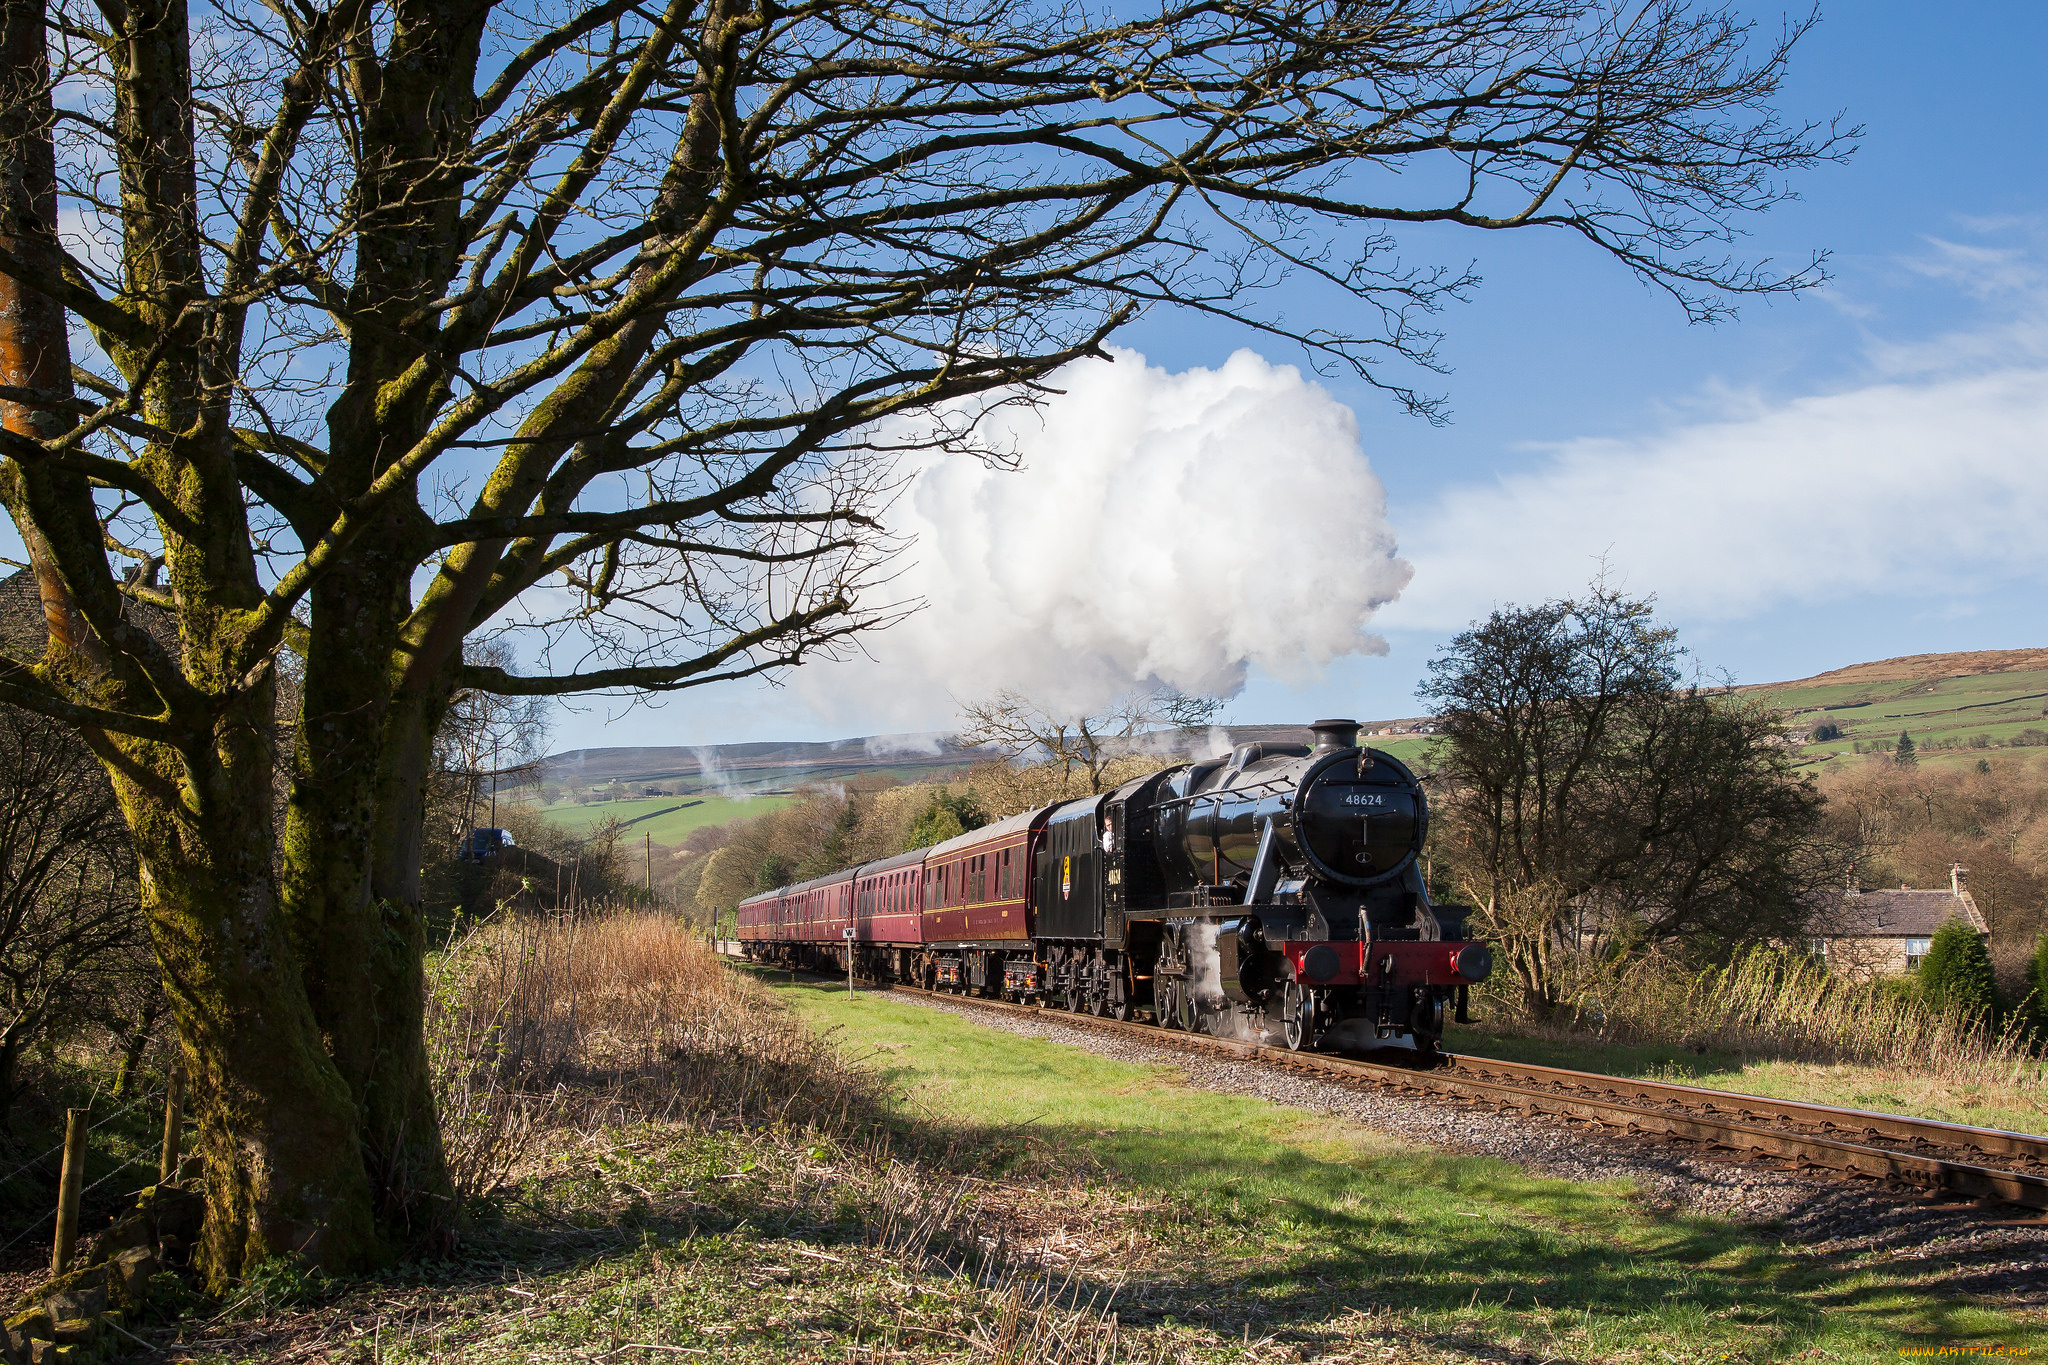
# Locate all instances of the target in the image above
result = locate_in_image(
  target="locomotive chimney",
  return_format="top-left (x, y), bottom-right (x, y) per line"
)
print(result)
top-left (1309, 718), bottom-right (1359, 753)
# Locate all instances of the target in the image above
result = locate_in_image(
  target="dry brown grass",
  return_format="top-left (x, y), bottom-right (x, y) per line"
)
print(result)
top-left (426, 912), bottom-right (888, 1202)
top-left (1479, 944), bottom-right (2047, 1092)
top-left (156, 915), bottom-right (1220, 1362)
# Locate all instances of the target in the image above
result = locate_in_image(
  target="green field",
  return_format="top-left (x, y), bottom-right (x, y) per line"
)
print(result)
top-left (1754, 661), bottom-right (2048, 773)
top-left (1367, 734), bottom-right (1436, 767)
top-left (539, 793), bottom-right (797, 845)
top-left (767, 975), bottom-right (2038, 1363)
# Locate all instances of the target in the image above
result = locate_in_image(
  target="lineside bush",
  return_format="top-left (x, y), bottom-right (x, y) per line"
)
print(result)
top-left (1918, 920), bottom-right (2000, 1018)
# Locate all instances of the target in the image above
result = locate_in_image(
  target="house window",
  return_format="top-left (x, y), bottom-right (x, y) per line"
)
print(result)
top-left (1807, 938), bottom-right (1827, 958)
top-left (1905, 937), bottom-right (1933, 969)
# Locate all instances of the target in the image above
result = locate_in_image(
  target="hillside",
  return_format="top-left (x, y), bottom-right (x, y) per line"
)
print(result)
top-left (533, 719), bottom-right (1439, 843)
top-left (540, 720), bottom-right (1439, 801)
top-left (1746, 648), bottom-right (2048, 771)
top-left (541, 734), bottom-right (995, 796)
top-left (535, 646), bottom-right (2048, 843)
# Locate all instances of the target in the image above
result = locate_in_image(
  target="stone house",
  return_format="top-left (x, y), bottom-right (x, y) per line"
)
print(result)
top-left (1806, 865), bottom-right (1990, 981)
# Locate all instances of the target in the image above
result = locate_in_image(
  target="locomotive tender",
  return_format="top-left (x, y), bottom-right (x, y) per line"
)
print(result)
top-left (736, 719), bottom-right (1491, 1054)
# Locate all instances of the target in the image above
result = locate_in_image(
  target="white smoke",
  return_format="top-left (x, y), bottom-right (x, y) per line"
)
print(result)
top-left (1183, 921), bottom-right (1281, 1044)
top-left (862, 731), bottom-right (947, 758)
top-left (792, 347), bottom-right (1411, 730)
top-left (1186, 921), bottom-right (1225, 1007)
top-left (691, 746), bottom-right (751, 800)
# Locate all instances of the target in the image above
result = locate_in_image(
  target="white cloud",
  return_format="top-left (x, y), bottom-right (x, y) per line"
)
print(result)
top-left (790, 347), bottom-right (1411, 728)
top-left (1386, 362), bottom-right (2048, 632)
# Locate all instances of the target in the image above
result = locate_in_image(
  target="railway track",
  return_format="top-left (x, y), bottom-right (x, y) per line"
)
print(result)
top-left (878, 980), bottom-right (2048, 1214)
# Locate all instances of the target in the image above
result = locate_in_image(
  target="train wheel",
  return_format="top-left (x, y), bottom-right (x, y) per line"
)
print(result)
top-left (1175, 985), bottom-right (1200, 1033)
top-left (1281, 981), bottom-right (1308, 1052)
top-left (1109, 995), bottom-right (1131, 1022)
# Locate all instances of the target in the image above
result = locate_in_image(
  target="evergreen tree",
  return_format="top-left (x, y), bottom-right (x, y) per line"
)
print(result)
top-left (2026, 934), bottom-right (2048, 1036)
top-left (906, 805), bottom-right (965, 850)
top-left (1895, 731), bottom-right (1918, 767)
top-left (1918, 920), bottom-right (1997, 1018)
top-left (906, 790), bottom-right (987, 849)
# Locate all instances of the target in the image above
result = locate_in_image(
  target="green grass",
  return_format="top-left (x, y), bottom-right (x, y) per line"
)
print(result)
top-left (769, 976), bottom-right (2042, 1363)
top-left (538, 793), bottom-right (796, 845)
top-left (1368, 735), bottom-right (1436, 767)
top-left (1445, 1022), bottom-right (2048, 1137)
top-left (1753, 665), bottom-right (2048, 773)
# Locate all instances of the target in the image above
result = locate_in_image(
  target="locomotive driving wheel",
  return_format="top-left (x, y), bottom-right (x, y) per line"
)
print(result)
top-left (1281, 981), bottom-right (1309, 1052)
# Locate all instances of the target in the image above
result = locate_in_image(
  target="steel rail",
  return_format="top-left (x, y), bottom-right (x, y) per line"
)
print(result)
top-left (1444, 1056), bottom-right (2048, 1167)
top-left (869, 979), bottom-right (2048, 1213)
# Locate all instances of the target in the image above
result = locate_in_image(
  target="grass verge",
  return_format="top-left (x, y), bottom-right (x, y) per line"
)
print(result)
top-left (773, 975), bottom-right (2043, 1364)
top-left (121, 938), bottom-right (2044, 1363)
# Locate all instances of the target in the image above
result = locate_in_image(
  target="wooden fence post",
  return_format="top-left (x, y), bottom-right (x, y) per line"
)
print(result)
top-left (51, 1108), bottom-right (85, 1276)
top-left (160, 1066), bottom-right (185, 1183)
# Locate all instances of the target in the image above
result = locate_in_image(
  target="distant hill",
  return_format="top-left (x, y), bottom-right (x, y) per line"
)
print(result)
top-left (1745, 648), bottom-right (2048, 771)
top-left (540, 735), bottom-right (995, 796)
top-left (537, 717), bottom-right (1443, 800)
top-left (537, 644), bottom-right (2048, 808)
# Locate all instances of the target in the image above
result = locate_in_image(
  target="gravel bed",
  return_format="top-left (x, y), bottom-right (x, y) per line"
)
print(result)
top-left (896, 990), bottom-right (2048, 1307)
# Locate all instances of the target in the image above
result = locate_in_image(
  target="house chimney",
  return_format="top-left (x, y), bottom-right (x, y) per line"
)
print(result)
top-left (1952, 863), bottom-right (1968, 897)
top-left (1845, 873), bottom-right (1860, 896)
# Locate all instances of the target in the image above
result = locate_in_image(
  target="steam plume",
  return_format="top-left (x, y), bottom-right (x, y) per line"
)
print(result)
top-left (792, 347), bottom-right (1411, 729)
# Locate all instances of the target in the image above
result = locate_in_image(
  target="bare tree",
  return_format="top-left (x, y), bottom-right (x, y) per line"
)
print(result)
top-left (432, 640), bottom-right (554, 845)
top-left (1422, 587), bottom-right (1844, 1011)
top-left (0, 706), bottom-right (148, 1126)
top-left (959, 687), bottom-right (1224, 794)
top-left (0, 0), bottom-right (1849, 1277)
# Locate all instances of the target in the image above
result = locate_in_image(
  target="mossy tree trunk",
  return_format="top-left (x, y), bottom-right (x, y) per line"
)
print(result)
top-left (0, 0), bottom-right (1847, 1290)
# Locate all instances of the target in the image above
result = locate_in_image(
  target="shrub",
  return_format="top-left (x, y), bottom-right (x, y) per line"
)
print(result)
top-left (1809, 721), bottom-right (1842, 742)
top-left (1918, 920), bottom-right (1998, 1018)
top-left (2026, 934), bottom-right (2048, 1034)
top-left (907, 789), bottom-right (987, 849)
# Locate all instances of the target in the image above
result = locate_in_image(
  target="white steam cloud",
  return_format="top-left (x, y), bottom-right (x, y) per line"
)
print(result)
top-left (690, 745), bottom-right (751, 800)
top-left (863, 732), bottom-right (947, 758)
top-left (796, 348), bottom-right (1410, 728)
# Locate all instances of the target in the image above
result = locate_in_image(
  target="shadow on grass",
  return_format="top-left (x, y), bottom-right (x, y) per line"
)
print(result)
top-left (769, 973), bottom-right (2030, 1359)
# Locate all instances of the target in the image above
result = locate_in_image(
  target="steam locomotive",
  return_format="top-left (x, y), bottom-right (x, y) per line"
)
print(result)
top-left (736, 719), bottom-right (1491, 1054)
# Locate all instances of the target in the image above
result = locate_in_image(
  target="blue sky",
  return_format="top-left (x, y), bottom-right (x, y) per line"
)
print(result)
top-left (19, 3), bottom-right (2036, 754)
top-left (551, 3), bottom-right (2048, 751)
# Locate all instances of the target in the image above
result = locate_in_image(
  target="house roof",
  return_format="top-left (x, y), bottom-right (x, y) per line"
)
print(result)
top-left (0, 567), bottom-right (178, 665)
top-left (1810, 887), bottom-right (1988, 938)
